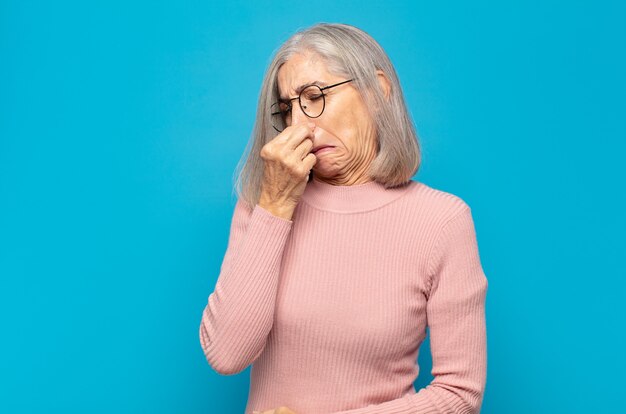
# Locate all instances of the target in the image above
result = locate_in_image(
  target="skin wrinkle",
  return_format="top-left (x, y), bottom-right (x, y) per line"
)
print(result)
top-left (279, 80), bottom-right (329, 101)
top-left (276, 50), bottom-right (388, 186)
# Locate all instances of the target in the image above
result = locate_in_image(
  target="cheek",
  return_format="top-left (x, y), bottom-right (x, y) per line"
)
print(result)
top-left (342, 106), bottom-right (371, 147)
top-left (321, 105), bottom-right (360, 145)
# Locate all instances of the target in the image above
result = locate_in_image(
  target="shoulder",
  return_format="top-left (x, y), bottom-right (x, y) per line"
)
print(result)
top-left (405, 179), bottom-right (471, 224)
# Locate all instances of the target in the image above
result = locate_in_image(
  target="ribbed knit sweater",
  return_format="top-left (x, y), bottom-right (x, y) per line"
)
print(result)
top-left (199, 177), bottom-right (488, 414)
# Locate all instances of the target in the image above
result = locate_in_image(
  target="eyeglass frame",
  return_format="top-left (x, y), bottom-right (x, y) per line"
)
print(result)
top-left (270, 78), bottom-right (355, 132)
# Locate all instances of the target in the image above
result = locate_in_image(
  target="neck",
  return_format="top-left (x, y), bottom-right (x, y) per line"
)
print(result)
top-left (311, 174), bottom-right (373, 186)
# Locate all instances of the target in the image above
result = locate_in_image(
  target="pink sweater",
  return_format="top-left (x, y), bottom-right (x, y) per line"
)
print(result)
top-left (199, 178), bottom-right (488, 414)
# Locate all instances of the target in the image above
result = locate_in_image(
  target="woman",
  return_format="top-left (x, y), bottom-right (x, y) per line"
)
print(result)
top-left (199, 23), bottom-right (488, 414)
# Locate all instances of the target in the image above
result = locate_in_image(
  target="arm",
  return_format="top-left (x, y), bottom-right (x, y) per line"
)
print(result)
top-left (331, 206), bottom-right (488, 414)
top-left (199, 199), bottom-right (293, 375)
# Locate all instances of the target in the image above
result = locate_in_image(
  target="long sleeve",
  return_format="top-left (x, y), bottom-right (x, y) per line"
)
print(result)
top-left (199, 199), bottom-right (293, 375)
top-left (330, 205), bottom-right (488, 414)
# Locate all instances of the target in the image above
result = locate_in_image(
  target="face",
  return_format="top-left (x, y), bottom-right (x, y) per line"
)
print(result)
top-left (276, 51), bottom-right (379, 185)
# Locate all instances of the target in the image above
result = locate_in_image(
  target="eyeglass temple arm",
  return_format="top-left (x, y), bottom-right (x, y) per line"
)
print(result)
top-left (319, 78), bottom-right (355, 91)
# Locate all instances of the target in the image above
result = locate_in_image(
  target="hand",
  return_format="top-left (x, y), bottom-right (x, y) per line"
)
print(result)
top-left (253, 407), bottom-right (298, 414)
top-left (258, 123), bottom-right (317, 220)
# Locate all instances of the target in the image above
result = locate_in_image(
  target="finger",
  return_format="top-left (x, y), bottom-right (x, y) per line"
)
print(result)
top-left (295, 137), bottom-right (314, 160)
top-left (283, 123), bottom-right (315, 150)
top-left (303, 152), bottom-right (318, 170)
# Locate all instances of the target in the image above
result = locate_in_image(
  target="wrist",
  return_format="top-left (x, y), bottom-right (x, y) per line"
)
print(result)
top-left (257, 201), bottom-right (294, 221)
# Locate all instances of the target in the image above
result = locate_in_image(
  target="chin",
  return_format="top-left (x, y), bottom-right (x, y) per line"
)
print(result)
top-left (312, 166), bottom-right (341, 178)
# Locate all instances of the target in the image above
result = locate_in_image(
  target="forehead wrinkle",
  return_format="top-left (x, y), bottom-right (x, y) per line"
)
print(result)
top-left (278, 80), bottom-right (330, 101)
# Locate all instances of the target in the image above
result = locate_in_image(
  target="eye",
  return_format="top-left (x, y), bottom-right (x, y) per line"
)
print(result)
top-left (302, 89), bottom-right (323, 101)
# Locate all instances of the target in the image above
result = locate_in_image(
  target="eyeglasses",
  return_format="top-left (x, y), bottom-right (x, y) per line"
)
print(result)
top-left (270, 78), bottom-right (355, 132)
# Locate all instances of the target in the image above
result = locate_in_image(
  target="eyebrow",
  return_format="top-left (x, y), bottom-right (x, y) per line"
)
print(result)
top-left (279, 80), bottom-right (329, 101)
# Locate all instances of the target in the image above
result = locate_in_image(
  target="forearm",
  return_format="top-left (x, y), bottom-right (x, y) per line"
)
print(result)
top-left (199, 203), bottom-right (293, 375)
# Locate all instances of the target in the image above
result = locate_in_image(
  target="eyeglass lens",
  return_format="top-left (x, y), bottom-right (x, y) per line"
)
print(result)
top-left (271, 85), bottom-right (325, 132)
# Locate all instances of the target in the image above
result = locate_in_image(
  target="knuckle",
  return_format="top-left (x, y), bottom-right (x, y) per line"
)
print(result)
top-left (296, 165), bottom-right (308, 177)
top-left (261, 145), bottom-right (276, 160)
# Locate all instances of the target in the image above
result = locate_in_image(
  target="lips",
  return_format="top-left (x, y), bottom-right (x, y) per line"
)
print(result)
top-left (312, 145), bottom-right (334, 153)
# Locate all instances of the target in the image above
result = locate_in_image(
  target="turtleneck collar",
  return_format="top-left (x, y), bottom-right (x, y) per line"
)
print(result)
top-left (300, 176), bottom-right (415, 213)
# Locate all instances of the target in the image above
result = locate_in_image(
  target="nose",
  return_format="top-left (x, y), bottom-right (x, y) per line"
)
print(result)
top-left (290, 101), bottom-right (309, 126)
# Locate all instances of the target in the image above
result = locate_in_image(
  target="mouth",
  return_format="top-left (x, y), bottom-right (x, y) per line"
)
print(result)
top-left (312, 145), bottom-right (335, 154)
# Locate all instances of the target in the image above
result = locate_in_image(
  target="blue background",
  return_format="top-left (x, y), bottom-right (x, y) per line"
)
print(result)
top-left (1, 1), bottom-right (624, 413)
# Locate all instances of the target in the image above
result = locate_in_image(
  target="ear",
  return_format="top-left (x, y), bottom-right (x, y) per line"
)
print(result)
top-left (376, 69), bottom-right (392, 102)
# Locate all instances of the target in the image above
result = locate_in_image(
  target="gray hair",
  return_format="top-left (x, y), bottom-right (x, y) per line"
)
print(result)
top-left (232, 23), bottom-right (422, 211)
